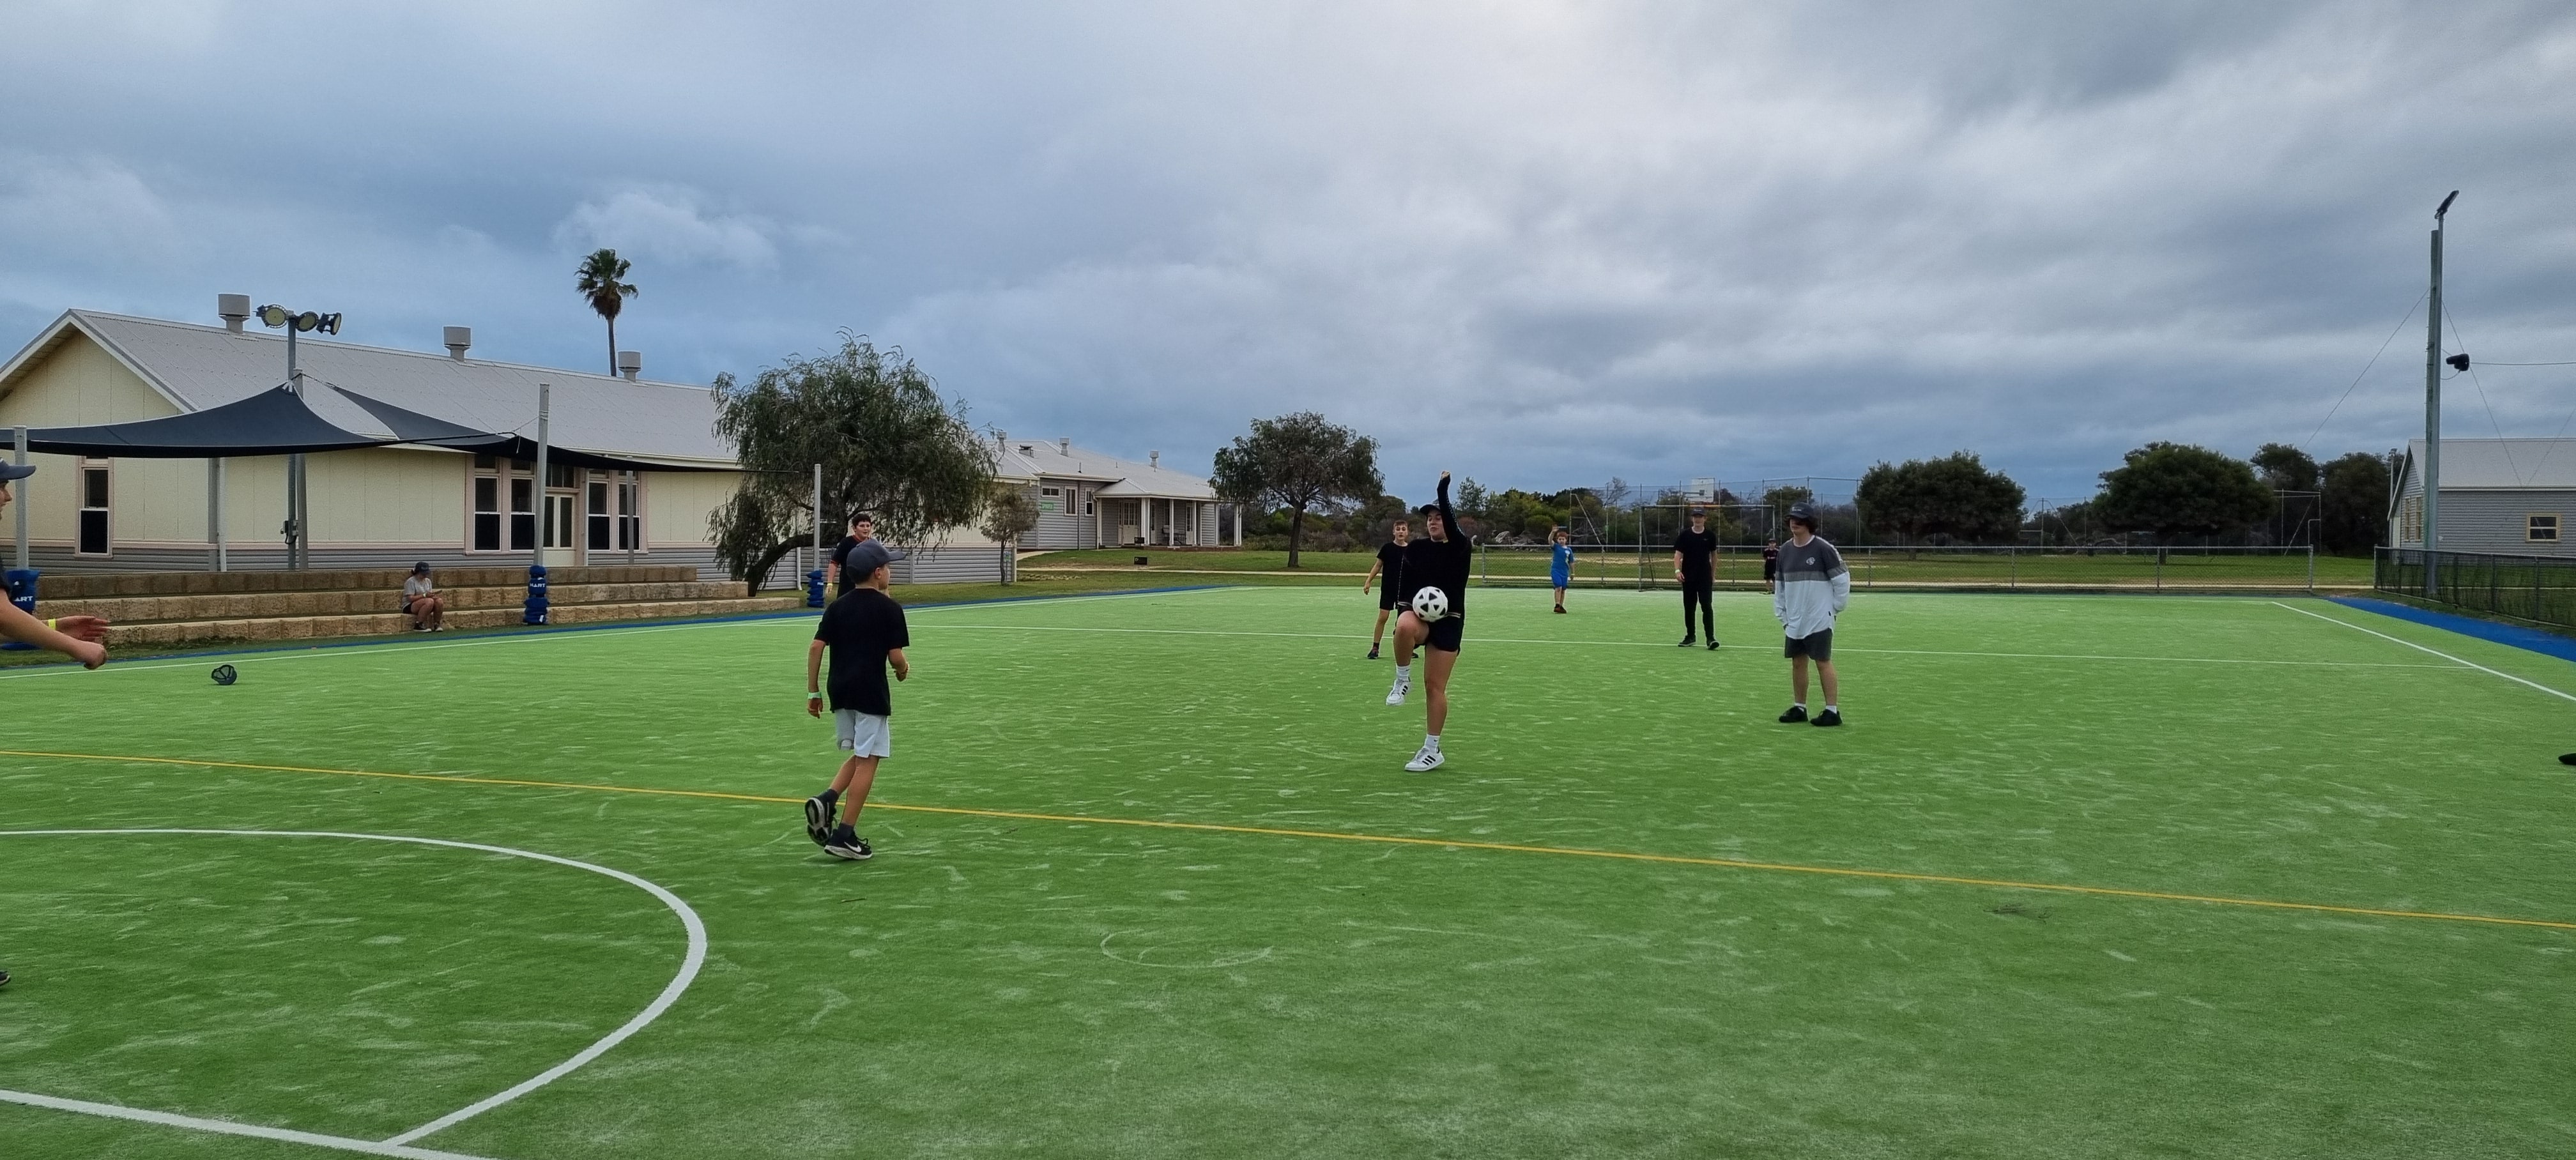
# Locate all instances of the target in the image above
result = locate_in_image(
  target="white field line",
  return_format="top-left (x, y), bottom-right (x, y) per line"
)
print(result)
top-left (0, 585), bottom-right (1223, 683)
top-left (0, 1088), bottom-right (497, 1159)
top-left (0, 829), bottom-right (707, 1152)
top-left (2270, 600), bottom-right (2576, 703)
top-left (912, 622), bottom-right (2456, 669)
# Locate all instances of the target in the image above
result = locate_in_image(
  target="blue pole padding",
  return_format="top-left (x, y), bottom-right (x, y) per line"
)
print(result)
top-left (523, 564), bottom-right (550, 625)
top-left (1, 568), bottom-right (34, 651)
top-left (806, 568), bottom-right (827, 607)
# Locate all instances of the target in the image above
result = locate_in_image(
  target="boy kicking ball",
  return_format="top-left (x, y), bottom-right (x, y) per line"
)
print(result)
top-left (804, 540), bottom-right (911, 860)
top-left (1773, 502), bottom-right (1849, 727)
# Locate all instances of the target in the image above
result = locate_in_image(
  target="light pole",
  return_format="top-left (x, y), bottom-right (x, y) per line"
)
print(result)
top-left (256, 303), bottom-right (342, 569)
top-left (2421, 191), bottom-right (2457, 597)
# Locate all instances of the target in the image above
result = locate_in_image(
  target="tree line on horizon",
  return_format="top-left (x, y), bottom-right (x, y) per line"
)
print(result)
top-left (1209, 411), bottom-right (2396, 561)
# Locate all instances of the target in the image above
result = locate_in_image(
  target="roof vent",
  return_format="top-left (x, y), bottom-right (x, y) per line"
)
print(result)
top-left (1059, 438), bottom-right (1070, 454)
top-left (1149, 450), bottom-right (1160, 468)
top-left (217, 293), bottom-right (250, 333)
top-left (618, 350), bottom-right (642, 381)
top-left (443, 326), bottom-right (471, 361)
top-left (1018, 444), bottom-right (1034, 455)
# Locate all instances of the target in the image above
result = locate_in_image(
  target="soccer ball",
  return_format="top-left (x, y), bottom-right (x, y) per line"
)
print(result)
top-left (1411, 586), bottom-right (1451, 622)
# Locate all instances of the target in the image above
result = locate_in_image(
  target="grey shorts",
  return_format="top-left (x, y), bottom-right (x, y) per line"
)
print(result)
top-left (1783, 629), bottom-right (1833, 661)
top-left (834, 710), bottom-right (891, 757)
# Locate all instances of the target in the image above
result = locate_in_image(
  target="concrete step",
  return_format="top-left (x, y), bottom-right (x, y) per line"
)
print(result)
top-left (46, 581), bottom-right (752, 623)
top-left (100, 594), bottom-right (810, 648)
top-left (36, 565), bottom-right (700, 599)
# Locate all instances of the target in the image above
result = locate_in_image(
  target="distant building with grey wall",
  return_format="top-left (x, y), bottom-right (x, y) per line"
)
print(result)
top-left (2390, 438), bottom-right (2576, 557)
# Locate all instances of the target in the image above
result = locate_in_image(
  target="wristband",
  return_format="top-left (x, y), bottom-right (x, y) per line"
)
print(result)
top-left (806, 691), bottom-right (822, 699)
top-left (45, 618), bottom-right (57, 630)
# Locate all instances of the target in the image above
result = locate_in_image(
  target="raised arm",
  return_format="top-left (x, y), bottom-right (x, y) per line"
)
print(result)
top-left (1436, 472), bottom-right (1457, 538)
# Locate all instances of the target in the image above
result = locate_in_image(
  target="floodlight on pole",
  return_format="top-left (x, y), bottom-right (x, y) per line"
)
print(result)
top-left (257, 302), bottom-right (342, 569)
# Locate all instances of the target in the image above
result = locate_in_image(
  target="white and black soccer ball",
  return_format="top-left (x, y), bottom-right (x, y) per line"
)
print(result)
top-left (1411, 586), bottom-right (1451, 622)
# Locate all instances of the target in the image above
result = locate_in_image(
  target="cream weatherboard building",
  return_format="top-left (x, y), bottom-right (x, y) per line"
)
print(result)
top-left (0, 305), bottom-right (1011, 584)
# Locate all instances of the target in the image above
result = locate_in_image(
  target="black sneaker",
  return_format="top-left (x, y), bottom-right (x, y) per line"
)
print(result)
top-left (825, 825), bottom-right (872, 861)
top-left (1813, 709), bottom-right (1843, 728)
top-left (1553, 605), bottom-right (1567, 614)
top-left (0, 968), bottom-right (10, 988)
top-left (1777, 705), bottom-right (1808, 724)
top-left (1678, 637), bottom-right (1697, 647)
top-left (1367, 645), bottom-right (1380, 660)
top-left (803, 793), bottom-right (836, 846)
top-left (1706, 639), bottom-right (1722, 650)
top-left (2560, 753), bottom-right (2576, 765)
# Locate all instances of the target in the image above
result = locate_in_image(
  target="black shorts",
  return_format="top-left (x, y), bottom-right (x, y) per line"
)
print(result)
top-left (1421, 613), bottom-right (1464, 653)
top-left (1783, 629), bottom-right (1832, 661)
top-left (1379, 588), bottom-right (1404, 612)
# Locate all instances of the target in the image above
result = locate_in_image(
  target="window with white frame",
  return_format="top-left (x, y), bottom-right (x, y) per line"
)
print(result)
top-left (1038, 485), bottom-right (1062, 514)
top-left (2529, 514), bottom-right (2560, 543)
top-left (77, 461), bottom-right (110, 554)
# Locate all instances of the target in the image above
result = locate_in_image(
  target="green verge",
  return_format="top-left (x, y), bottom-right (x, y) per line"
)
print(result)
top-left (1, 587), bottom-right (2570, 1158)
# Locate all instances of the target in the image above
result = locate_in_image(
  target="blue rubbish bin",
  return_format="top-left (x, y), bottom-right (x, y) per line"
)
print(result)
top-left (1, 568), bottom-right (35, 651)
top-left (806, 568), bottom-right (827, 607)
top-left (523, 564), bottom-right (550, 625)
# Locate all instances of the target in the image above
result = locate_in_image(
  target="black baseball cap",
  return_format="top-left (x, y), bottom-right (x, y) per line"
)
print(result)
top-left (411, 561), bottom-right (432, 574)
top-left (845, 540), bottom-right (908, 576)
top-left (1786, 502), bottom-right (1818, 526)
top-left (0, 462), bottom-right (34, 482)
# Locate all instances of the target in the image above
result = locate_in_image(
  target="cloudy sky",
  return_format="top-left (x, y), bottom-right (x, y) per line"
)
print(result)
top-left (3, 1), bottom-right (2572, 501)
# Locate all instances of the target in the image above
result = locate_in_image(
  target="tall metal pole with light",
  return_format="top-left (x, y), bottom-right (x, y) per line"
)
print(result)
top-left (256, 303), bottom-right (342, 569)
top-left (2421, 192), bottom-right (2457, 597)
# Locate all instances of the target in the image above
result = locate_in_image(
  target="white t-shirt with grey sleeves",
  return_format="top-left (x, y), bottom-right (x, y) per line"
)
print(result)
top-left (1772, 535), bottom-right (1850, 639)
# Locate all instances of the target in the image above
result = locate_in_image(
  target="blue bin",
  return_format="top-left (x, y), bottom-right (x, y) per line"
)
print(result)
top-left (1, 568), bottom-right (34, 651)
top-left (523, 564), bottom-right (550, 625)
top-left (806, 568), bottom-right (827, 607)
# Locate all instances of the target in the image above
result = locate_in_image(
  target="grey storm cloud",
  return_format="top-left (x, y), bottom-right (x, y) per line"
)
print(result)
top-left (2, 0), bottom-right (2572, 500)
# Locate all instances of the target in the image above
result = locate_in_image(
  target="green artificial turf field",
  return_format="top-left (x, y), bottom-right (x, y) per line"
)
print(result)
top-left (2, 585), bottom-right (2572, 1158)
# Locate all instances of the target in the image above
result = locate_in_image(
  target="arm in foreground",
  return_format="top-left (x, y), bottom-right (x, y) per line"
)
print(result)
top-left (0, 602), bottom-right (105, 668)
top-left (806, 639), bottom-right (827, 717)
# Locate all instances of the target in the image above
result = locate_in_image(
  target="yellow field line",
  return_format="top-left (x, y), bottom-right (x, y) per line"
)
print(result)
top-left (7, 747), bottom-right (2571, 934)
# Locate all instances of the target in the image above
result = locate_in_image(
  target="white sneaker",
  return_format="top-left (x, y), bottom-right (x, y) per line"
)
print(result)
top-left (1404, 745), bottom-right (1444, 772)
top-left (1385, 680), bottom-right (1409, 706)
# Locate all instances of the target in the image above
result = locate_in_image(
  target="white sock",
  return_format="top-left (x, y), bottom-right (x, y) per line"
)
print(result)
top-left (1395, 665), bottom-right (1411, 683)
top-left (1825, 704), bottom-right (1837, 714)
top-left (1793, 702), bottom-right (1806, 711)
top-left (1424, 734), bottom-right (1440, 749)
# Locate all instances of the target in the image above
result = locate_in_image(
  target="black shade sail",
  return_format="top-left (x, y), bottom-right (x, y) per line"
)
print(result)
top-left (25, 385), bottom-right (394, 457)
top-left (330, 386), bottom-right (732, 473)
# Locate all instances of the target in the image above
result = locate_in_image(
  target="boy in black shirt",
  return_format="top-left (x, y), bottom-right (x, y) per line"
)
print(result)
top-left (1671, 508), bottom-right (1719, 648)
top-left (1386, 472), bottom-right (1473, 771)
top-left (1361, 518), bottom-right (1411, 659)
top-left (825, 512), bottom-right (877, 598)
top-left (804, 540), bottom-right (910, 860)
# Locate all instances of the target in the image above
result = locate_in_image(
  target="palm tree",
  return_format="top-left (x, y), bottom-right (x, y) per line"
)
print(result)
top-left (574, 248), bottom-right (639, 375)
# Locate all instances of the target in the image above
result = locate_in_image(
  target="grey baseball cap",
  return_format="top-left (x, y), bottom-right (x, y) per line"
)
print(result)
top-left (845, 540), bottom-right (908, 576)
top-left (0, 461), bottom-right (34, 482)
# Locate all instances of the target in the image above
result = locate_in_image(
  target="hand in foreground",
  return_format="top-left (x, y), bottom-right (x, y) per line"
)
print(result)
top-left (57, 615), bottom-right (109, 643)
top-left (70, 639), bottom-right (106, 670)
top-left (806, 694), bottom-right (822, 718)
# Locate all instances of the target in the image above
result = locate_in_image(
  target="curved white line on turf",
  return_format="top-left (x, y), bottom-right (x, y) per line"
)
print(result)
top-left (0, 828), bottom-right (707, 1151)
top-left (0, 1087), bottom-right (497, 1159)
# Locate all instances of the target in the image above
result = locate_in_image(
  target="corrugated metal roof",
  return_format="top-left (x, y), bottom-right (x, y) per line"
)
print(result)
top-left (19, 311), bottom-right (732, 464)
top-left (997, 436), bottom-right (1215, 499)
top-left (2404, 438), bottom-right (2576, 490)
